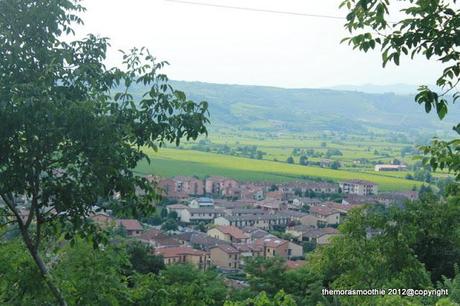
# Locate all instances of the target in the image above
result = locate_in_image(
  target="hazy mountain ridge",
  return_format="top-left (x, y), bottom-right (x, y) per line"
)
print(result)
top-left (136, 81), bottom-right (458, 135)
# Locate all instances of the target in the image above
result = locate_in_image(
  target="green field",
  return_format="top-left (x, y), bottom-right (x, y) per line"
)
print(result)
top-left (136, 147), bottom-right (423, 191)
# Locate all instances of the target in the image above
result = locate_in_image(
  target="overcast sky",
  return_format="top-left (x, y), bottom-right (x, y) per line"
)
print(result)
top-left (78, 0), bottom-right (443, 88)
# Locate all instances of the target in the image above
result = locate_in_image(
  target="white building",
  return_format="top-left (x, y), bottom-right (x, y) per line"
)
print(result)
top-left (339, 180), bottom-right (378, 196)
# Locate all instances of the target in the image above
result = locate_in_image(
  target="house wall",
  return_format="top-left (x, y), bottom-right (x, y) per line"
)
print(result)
top-left (210, 248), bottom-right (239, 270)
top-left (214, 217), bottom-right (230, 226)
top-left (265, 243), bottom-right (289, 258)
top-left (326, 213), bottom-right (340, 225)
top-left (207, 228), bottom-right (230, 242)
top-left (300, 216), bottom-right (320, 228)
top-left (288, 242), bottom-right (303, 258)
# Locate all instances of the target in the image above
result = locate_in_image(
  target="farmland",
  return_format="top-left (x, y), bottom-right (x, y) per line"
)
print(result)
top-left (136, 147), bottom-right (423, 191)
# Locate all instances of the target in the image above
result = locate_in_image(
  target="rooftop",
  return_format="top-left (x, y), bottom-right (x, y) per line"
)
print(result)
top-left (214, 225), bottom-right (249, 240)
top-left (212, 244), bottom-right (239, 254)
top-left (116, 219), bottom-right (143, 231)
top-left (155, 246), bottom-right (208, 257)
top-left (310, 206), bottom-right (340, 216)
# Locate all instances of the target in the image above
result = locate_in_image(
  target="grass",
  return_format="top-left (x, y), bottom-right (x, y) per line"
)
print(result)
top-left (136, 148), bottom-right (423, 191)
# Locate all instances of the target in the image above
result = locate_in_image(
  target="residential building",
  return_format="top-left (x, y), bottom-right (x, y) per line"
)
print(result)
top-left (157, 176), bottom-right (205, 198)
top-left (180, 208), bottom-right (226, 223)
top-left (255, 199), bottom-right (286, 212)
top-left (309, 206), bottom-right (341, 226)
top-left (189, 197), bottom-right (214, 208)
top-left (116, 219), bottom-right (143, 237)
top-left (339, 180), bottom-right (378, 195)
top-left (302, 227), bottom-right (339, 245)
top-left (138, 229), bottom-right (181, 248)
top-left (166, 204), bottom-right (189, 221)
top-left (214, 214), bottom-right (290, 230)
top-left (210, 244), bottom-right (240, 270)
top-left (287, 242), bottom-right (304, 258)
top-left (214, 199), bottom-right (255, 210)
top-left (155, 246), bottom-right (210, 270)
top-left (256, 237), bottom-right (289, 258)
top-left (207, 225), bottom-right (250, 243)
top-left (175, 231), bottom-right (229, 251)
top-left (287, 226), bottom-right (339, 245)
top-left (299, 215), bottom-right (321, 228)
top-left (374, 164), bottom-right (407, 172)
top-left (224, 208), bottom-right (267, 217)
top-left (205, 176), bottom-right (239, 195)
top-left (232, 242), bottom-right (264, 259)
top-left (241, 227), bottom-right (271, 240)
top-left (90, 212), bottom-right (115, 228)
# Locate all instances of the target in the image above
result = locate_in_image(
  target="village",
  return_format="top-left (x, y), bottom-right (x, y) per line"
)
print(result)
top-left (90, 175), bottom-right (419, 275)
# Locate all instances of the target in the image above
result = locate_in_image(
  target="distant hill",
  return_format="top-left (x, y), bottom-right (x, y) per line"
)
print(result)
top-left (327, 83), bottom-right (425, 95)
top-left (131, 81), bottom-right (459, 135)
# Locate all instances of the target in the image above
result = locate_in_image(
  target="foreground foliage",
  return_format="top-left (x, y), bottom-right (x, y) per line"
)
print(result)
top-left (0, 0), bottom-right (208, 304)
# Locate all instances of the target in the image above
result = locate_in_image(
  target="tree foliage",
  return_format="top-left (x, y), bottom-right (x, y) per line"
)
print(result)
top-left (340, 0), bottom-right (460, 179)
top-left (0, 0), bottom-right (208, 304)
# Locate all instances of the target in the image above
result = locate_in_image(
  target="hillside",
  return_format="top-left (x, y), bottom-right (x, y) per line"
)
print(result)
top-left (166, 80), bottom-right (458, 135)
top-left (136, 148), bottom-right (422, 191)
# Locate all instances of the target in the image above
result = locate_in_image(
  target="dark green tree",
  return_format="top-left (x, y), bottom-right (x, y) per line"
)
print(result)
top-left (330, 161), bottom-right (342, 170)
top-left (161, 219), bottom-right (179, 232)
top-left (286, 156), bottom-right (294, 164)
top-left (0, 1), bottom-right (208, 304)
top-left (299, 155), bottom-right (308, 166)
top-left (126, 241), bottom-right (165, 275)
top-left (340, 0), bottom-right (460, 180)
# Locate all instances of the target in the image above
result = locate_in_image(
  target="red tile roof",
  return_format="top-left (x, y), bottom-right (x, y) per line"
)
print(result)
top-left (256, 237), bottom-right (288, 248)
top-left (212, 244), bottom-right (239, 254)
top-left (215, 225), bottom-right (250, 240)
top-left (155, 246), bottom-right (208, 258)
top-left (116, 219), bottom-right (143, 231)
top-left (310, 205), bottom-right (339, 216)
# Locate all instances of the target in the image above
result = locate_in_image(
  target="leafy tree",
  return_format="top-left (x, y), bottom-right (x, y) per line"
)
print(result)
top-left (325, 149), bottom-right (343, 158)
top-left (167, 210), bottom-right (179, 220)
top-left (286, 156), bottom-right (295, 164)
top-left (299, 155), bottom-right (308, 166)
top-left (0, 238), bottom-right (52, 304)
top-left (340, 0), bottom-right (460, 179)
top-left (161, 218), bottom-right (179, 232)
top-left (0, 1), bottom-right (208, 304)
top-left (310, 194), bottom-right (460, 305)
top-left (330, 161), bottom-right (341, 170)
top-left (0, 237), bottom-right (132, 305)
top-left (196, 221), bottom-right (207, 232)
top-left (414, 168), bottom-right (433, 183)
top-left (126, 241), bottom-right (165, 275)
top-left (224, 290), bottom-right (298, 306)
top-left (244, 257), bottom-right (322, 305)
top-left (54, 240), bottom-right (132, 305)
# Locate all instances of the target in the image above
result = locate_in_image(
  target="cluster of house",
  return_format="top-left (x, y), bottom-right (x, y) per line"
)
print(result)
top-left (52, 174), bottom-right (417, 274)
top-left (151, 175), bottom-right (383, 201)
top-left (91, 210), bottom-right (336, 272)
top-left (87, 175), bottom-right (419, 272)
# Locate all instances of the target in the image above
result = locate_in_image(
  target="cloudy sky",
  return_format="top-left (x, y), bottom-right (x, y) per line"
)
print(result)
top-left (78, 0), bottom-right (442, 88)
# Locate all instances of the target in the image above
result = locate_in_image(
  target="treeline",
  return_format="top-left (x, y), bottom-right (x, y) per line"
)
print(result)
top-left (190, 140), bottom-right (267, 160)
